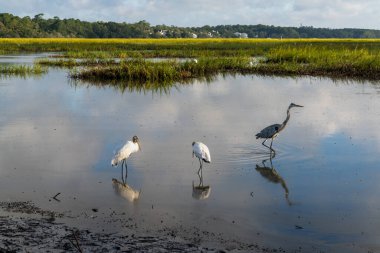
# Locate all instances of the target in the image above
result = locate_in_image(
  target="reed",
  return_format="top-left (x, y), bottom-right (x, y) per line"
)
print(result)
top-left (70, 57), bottom-right (252, 83)
top-left (252, 46), bottom-right (380, 79)
top-left (2, 38), bottom-right (380, 80)
top-left (37, 58), bottom-right (117, 68)
top-left (0, 64), bottom-right (47, 77)
top-left (2, 38), bottom-right (380, 54)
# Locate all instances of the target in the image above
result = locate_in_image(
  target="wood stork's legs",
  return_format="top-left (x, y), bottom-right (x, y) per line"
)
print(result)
top-left (199, 165), bottom-right (204, 187)
top-left (124, 162), bottom-right (128, 182)
top-left (197, 158), bottom-right (203, 174)
top-left (121, 160), bottom-right (124, 183)
top-left (196, 169), bottom-right (202, 187)
top-left (121, 159), bottom-right (128, 185)
top-left (196, 163), bottom-right (204, 187)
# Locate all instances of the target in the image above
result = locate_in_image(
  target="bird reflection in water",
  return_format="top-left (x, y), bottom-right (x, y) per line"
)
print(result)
top-left (255, 152), bottom-right (292, 206)
top-left (112, 178), bottom-right (141, 202)
top-left (192, 165), bottom-right (211, 200)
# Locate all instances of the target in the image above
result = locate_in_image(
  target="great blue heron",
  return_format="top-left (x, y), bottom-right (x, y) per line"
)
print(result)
top-left (192, 141), bottom-right (211, 173)
top-left (111, 135), bottom-right (141, 181)
top-left (256, 103), bottom-right (303, 152)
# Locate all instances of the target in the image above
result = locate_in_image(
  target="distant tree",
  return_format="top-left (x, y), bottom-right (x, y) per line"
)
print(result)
top-left (1, 13), bottom-right (380, 38)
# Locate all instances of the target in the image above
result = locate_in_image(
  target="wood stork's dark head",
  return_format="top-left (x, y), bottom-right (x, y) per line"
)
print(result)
top-left (192, 141), bottom-right (196, 146)
top-left (289, 103), bottom-right (303, 109)
top-left (132, 135), bottom-right (141, 150)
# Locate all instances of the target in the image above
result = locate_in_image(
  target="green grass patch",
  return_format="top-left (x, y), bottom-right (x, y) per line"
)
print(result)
top-left (70, 57), bottom-right (253, 84)
top-left (0, 64), bottom-right (47, 77)
top-left (3, 38), bottom-right (380, 81)
top-left (37, 58), bottom-right (117, 68)
top-left (252, 46), bottom-right (380, 79)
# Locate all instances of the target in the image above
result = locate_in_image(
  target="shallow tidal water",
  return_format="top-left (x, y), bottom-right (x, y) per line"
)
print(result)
top-left (1, 55), bottom-right (380, 252)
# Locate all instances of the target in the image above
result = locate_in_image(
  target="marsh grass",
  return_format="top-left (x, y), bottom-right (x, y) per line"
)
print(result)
top-left (70, 69), bottom-right (218, 95)
top-left (37, 58), bottom-right (117, 68)
top-left (3, 38), bottom-right (380, 80)
top-left (70, 57), bottom-right (252, 83)
top-left (3, 38), bottom-right (380, 54)
top-left (254, 46), bottom-right (380, 79)
top-left (0, 64), bottom-right (47, 77)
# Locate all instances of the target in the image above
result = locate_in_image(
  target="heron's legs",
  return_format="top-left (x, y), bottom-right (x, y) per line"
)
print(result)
top-left (261, 139), bottom-right (268, 147)
top-left (262, 138), bottom-right (276, 153)
top-left (269, 138), bottom-right (276, 153)
top-left (262, 149), bottom-right (275, 168)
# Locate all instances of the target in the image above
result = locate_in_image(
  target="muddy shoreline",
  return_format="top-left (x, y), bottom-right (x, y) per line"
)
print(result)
top-left (0, 201), bottom-right (267, 252)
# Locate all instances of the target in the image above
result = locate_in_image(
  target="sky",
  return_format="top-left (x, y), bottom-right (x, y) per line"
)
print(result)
top-left (1, 0), bottom-right (379, 29)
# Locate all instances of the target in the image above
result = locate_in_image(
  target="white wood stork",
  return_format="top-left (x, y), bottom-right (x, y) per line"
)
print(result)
top-left (192, 141), bottom-right (211, 173)
top-left (111, 135), bottom-right (141, 181)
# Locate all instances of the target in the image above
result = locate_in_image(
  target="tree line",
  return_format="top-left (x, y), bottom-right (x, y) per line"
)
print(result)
top-left (1, 13), bottom-right (380, 38)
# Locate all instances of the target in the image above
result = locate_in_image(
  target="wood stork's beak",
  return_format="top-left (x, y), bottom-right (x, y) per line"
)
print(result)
top-left (292, 103), bottom-right (303, 108)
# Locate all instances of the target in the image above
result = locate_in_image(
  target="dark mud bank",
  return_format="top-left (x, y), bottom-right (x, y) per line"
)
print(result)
top-left (0, 201), bottom-right (262, 253)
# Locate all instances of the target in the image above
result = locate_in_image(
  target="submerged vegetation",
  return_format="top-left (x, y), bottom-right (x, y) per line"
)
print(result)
top-left (1, 38), bottom-right (380, 81)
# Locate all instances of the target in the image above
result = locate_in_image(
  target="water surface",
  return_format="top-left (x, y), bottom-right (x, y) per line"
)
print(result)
top-left (1, 55), bottom-right (380, 252)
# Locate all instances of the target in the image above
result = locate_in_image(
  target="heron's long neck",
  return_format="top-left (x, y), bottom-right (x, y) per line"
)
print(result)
top-left (279, 108), bottom-right (291, 131)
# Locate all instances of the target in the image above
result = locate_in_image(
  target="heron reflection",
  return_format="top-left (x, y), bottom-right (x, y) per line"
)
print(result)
top-left (255, 152), bottom-right (292, 206)
top-left (192, 166), bottom-right (211, 200)
top-left (112, 178), bottom-right (141, 202)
